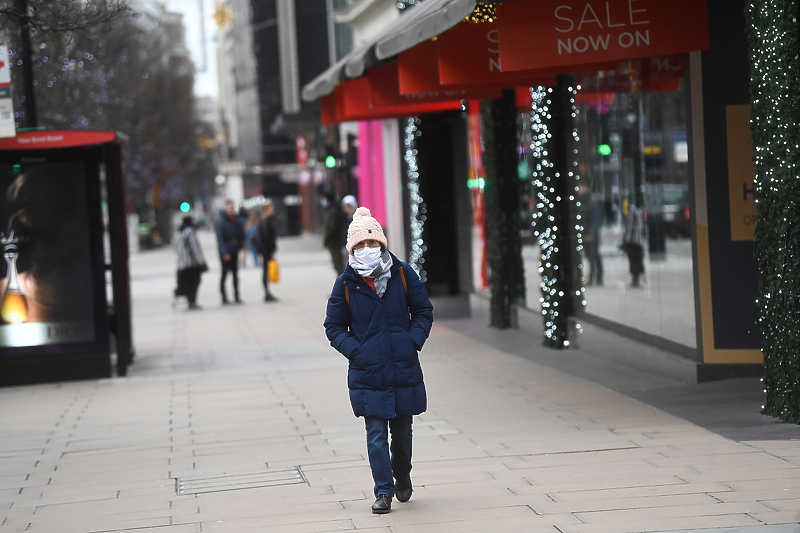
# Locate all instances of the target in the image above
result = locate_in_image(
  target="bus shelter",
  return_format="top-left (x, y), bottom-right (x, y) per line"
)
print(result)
top-left (0, 130), bottom-right (133, 385)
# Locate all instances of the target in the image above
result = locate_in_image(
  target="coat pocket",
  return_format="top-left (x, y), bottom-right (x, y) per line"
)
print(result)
top-left (391, 329), bottom-right (418, 361)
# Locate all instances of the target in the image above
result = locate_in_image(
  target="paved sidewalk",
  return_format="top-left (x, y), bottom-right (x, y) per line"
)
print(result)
top-left (0, 230), bottom-right (799, 533)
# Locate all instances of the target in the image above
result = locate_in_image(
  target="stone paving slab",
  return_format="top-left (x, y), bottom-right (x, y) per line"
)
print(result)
top-left (0, 232), bottom-right (798, 532)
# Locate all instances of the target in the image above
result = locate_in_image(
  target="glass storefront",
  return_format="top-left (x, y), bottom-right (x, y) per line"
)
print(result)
top-left (521, 58), bottom-right (697, 349)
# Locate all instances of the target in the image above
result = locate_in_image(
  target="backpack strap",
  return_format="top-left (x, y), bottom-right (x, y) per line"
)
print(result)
top-left (398, 266), bottom-right (408, 299)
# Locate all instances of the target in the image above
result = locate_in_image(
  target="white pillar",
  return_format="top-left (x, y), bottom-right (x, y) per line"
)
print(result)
top-left (226, 174), bottom-right (245, 205)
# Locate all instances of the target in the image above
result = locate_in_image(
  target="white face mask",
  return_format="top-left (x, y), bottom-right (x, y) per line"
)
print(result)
top-left (354, 246), bottom-right (382, 264)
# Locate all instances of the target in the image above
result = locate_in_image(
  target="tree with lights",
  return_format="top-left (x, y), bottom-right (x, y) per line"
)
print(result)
top-left (746, 1), bottom-right (800, 422)
top-left (482, 89), bottom-right (525, 329)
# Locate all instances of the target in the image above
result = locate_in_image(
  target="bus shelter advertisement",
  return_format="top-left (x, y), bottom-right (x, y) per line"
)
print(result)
top-left (0, 160), bottom-right (96, 347)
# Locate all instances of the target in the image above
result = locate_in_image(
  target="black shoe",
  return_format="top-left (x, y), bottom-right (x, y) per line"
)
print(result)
top-left (371, 494), bottom-right (391, 514)
top-left (395, 478), bottom-right (412, 503)
top-left (264, 294), bottom-right (278, 302)
top-left (234, 298), bottom-right (243, 304)
top-left (222, 299), bottom-right (230, 305)
top-left (188, 303), bottom-right (202, 310)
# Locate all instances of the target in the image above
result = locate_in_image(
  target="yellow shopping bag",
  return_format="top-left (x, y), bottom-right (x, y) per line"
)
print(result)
top-left (267, 259), bottom-right (280, 283)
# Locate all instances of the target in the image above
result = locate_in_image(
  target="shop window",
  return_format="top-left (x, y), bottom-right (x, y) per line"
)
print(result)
top-left (520, 58), bottom-right (697, 349)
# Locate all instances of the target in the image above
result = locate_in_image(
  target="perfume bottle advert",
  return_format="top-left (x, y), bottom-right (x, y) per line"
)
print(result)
top-left (0, 161), bottom-right (95, 347)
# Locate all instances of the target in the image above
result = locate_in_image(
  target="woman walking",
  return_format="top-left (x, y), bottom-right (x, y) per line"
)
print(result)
top-left (175, 216), bottom-right (208, 309)
top-left (324, 207), bottom-right (434, 514)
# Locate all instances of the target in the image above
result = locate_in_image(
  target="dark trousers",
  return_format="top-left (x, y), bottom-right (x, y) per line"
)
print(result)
top-left (327, 245), bottom-right (346, 274)
top-left (176, 267), bottom-right (202, 305)
top-left (364, 415), bottom-right (413, 498)
top-left (584, 238), bottom-right (603, 284)
top-left (624, 243), bottom-right (644, 283)
top-left (219, 255), bottom-right (239, 301)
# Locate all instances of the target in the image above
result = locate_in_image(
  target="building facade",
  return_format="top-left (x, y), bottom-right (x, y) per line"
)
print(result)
top-left (304, 0), bottom-right (761, 380)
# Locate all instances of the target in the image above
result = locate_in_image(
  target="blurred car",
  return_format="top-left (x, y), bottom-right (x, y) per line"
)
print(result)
top-left (661, 184), bottom-right (691, 238)
top-left (645, 183), bottom-right (691, 241)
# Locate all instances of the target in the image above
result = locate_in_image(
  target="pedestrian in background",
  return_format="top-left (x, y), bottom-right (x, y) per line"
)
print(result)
top-left (245, 213), bottom-right (261, 267)
top-left (324, 207), bottom-right (434, 515)
top-left (582, 191), bottom-right (604, 286)
top-left (175, 216), bottom-right (207, 310)
top-left (623, 202), bottom-right (646, 287)
top-left (215, 200), bottom-right (245, 304)
top-left (257, 200), bottom-right (278, 302)
top-left (342, 194), bottom-right (358, 223)
top-left (322, 192), bottom-right (348, 274)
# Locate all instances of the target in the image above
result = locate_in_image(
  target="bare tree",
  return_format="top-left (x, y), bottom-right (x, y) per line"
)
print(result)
top-left (0, 0), bottom-right (131, 37)
top-left (12, 9), bottom-right (217, 243)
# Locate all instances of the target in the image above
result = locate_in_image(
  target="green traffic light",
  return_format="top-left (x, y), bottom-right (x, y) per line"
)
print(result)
top-left (598, 144), bottom-right (611, 156)
top-left (325, 155), bottom-right (336, 168)
top-left (180, 202), bottom-right (191, 213)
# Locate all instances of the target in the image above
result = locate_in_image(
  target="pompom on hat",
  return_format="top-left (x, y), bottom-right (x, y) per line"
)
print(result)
top-left (346, 207), bottom-right (388, 254)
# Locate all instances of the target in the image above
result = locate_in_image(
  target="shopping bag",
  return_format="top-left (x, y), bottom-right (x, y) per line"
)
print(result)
top-left (267, 259), bottom-right (280, 283)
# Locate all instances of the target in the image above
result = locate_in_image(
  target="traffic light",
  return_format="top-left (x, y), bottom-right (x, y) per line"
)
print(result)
top-left (598, 144), bottom-right (611, 156)
top-left (180, 202), bottom-right (191, 213)
top-left (324, 145), bottom-right (339, 169)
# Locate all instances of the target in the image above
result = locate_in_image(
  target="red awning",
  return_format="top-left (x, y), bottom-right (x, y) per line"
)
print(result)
top-left (319, 76), bottom-right (463, 125)
top-left (399, 39), bottom-right (556, 96)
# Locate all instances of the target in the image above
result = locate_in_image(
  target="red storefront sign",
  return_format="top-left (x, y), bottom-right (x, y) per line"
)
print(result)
top-left (438, 22), bottom-right (537, 85)
top-left (398, 39), bottom-right (443, 95)
top-left (399, 38), bottom-right (557, 96)
top-left (573, 54), bottom-right (684, 101)
top-left (649, 53), bottom-right (684, 83)
top-left (437, 21), bottom-right (618, 85)
top-left (368, 63), bottom-right (502, 107)
top-left (320, 77), bottom-right (463, 124)
top-left (0, 130), bottom-right (117, 149)
top-left (495, 0), bottom-right (710, 72)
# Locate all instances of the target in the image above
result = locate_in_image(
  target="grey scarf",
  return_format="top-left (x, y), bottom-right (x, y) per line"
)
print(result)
top-left (349, 250), bottom-right (393, 297)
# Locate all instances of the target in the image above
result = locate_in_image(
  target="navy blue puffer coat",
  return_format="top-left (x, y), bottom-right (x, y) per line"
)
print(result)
top-left (215, 210), bottom-right (245, 257)
top-left (324, 253), bottom-right (434, 418)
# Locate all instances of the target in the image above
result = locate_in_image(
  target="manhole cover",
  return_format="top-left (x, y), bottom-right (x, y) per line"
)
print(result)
top-left (176, 466), bottom-right (306, 495)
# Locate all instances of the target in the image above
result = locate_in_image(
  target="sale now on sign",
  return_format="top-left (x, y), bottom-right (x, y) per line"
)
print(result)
top-left (495, 0), bottom-right (710, 72)
top-left (436, 20), bottom-right (618, 86)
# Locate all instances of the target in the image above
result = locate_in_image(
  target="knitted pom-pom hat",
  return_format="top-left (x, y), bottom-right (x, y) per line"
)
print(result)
top-left (346, 207), bottom-right (388, 254)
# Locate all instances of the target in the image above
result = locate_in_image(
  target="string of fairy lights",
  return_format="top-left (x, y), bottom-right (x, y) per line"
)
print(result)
top-left (529, 85), bottom-right (583, 348)
top-left (463, 3), bottom-right (496, 23)
top-left (746, 0), bottom-right (800, 423)
top-left (398, 0), bottom-right (495, 21)
top-left (396, 0), bottom-right (423, 11)
top-left (404, 117), bottom-right (427, 282)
